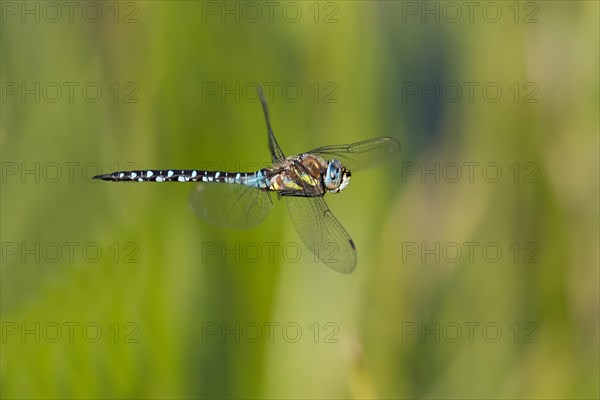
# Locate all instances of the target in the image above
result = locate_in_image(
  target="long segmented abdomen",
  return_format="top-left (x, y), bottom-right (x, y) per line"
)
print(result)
top-left (94, 169), bottom-right (271, 189)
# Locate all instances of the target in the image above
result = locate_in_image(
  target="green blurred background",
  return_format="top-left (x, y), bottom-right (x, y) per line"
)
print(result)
top-left (1, 1), bottom-right (598, 399)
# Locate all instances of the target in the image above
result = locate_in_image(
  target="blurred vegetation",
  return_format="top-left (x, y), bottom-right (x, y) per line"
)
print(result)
top-left (1, 1), bottom-right (598, 399)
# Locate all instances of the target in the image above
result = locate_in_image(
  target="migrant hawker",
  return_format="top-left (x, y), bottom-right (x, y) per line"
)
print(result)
top-left (94, 88), bottom-right (400, 273)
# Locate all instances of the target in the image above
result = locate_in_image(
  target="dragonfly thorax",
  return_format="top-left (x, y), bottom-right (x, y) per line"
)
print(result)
top-left (266, 154), bottom-right (350, 196)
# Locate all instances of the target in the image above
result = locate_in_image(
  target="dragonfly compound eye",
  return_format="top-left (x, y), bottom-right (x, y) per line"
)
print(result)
top-left (325, 159), bottom-right (351, 193)
top-left (324, 160), bottom-right (342, 190)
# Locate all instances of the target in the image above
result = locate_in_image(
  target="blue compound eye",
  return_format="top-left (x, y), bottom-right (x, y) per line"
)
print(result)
top-left (325, 159), bottom-right (351, 194)
top-left (324, 160), bottom-right (342, 191)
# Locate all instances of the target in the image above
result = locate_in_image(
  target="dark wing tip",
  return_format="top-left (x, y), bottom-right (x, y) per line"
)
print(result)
top-left (339, 239), bottom-right (357, 274)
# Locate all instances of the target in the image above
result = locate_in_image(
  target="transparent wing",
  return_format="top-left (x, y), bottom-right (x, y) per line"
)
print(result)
top-left (285, 197), bottom-right (357, 273)
top-left (308, 137), bottom-right (401, 171)
top-left (189, 183), bottom-right (273, 230)
top-left (257, 85), bottom-right (286, 163)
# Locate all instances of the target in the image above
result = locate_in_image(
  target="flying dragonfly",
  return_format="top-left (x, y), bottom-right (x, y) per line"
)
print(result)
top-left (94, 87), bottom-right (401, 273)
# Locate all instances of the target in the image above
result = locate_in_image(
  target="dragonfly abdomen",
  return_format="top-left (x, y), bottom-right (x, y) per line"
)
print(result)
top-left (93, 169), bottom-right (270, 187)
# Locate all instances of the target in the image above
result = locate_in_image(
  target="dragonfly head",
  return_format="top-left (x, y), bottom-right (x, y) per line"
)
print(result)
top-left (324, 159), bottom-right (351, 194)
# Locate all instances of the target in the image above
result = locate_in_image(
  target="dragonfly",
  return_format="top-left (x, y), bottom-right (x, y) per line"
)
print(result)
top-left (94, 88), bottom-right (401, 273)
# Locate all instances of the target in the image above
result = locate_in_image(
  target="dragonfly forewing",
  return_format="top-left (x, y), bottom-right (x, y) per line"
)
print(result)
top-left (309, 136), bottom-right (401, 172)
